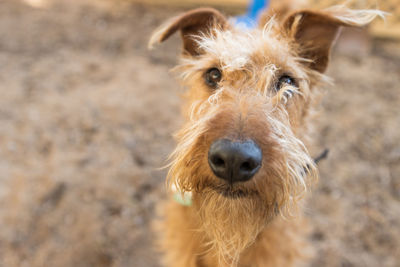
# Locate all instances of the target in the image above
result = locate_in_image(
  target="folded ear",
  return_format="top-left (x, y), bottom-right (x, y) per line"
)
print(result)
top-left (148, 8), bottom-right (228, 56)
top-left (283, 7), bottom-right (383, 72)
top-left (258, 0), bottom-right (307, 26)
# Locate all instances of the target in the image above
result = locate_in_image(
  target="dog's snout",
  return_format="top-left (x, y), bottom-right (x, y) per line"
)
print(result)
top-left (208, 139), bottom-right (262, 183)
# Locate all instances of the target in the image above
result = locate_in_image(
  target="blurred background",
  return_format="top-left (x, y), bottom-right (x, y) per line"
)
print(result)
top-left (0, 0), bottom-right (399, 266)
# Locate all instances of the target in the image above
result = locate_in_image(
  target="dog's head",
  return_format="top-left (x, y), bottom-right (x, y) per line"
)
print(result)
top-left (150, 6), bottom-right (381, 262)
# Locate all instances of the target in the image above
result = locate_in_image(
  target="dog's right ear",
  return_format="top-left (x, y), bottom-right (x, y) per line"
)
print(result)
top-left (148, 8), bottom-right (228, 56)
top-left (282, 7), bottom-right (383, 73)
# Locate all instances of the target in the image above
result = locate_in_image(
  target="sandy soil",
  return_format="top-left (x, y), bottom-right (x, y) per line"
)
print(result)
top-left (0, 1), bottom-right (399, 266)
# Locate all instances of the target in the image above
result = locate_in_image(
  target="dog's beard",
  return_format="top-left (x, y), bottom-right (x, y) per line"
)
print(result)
top-left (193, 189), bottom-right (275, 266)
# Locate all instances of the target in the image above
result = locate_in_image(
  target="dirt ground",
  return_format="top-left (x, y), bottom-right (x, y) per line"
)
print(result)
top-left (0, 0), bottom-right (399, 266)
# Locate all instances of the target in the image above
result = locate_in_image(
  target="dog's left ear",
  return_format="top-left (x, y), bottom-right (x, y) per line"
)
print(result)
top-left (283, 8), bottom-right (383, 72)
top-left (148, 8), bottom-right (228, 56)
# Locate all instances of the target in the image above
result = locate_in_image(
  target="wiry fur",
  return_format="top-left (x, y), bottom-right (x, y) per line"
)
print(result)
top-left (150, 5), bottom-right (382, 267)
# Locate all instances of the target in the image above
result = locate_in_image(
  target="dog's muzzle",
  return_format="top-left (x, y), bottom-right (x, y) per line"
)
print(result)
top-left (208, 139), bottom-right (262, 183)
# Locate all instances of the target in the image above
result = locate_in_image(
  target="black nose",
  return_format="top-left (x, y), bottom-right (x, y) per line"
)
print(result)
top-left (208, 139), bottom-right (262, 183)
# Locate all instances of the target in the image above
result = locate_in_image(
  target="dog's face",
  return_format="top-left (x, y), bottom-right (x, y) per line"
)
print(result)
top-left (166, 24), bottom-right (317, 209)
top-left (150, 7), bottom-right (380, 262)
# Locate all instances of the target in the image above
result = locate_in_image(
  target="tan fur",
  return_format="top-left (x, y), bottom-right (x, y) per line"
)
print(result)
top-left (150, 5), bottom-right (382, 267)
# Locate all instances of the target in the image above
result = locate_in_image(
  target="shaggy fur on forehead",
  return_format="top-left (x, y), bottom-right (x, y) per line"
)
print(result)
top-left (174, 25), bottom-right (316, 111)
top-left (182, 21), bottom-right (304, 74)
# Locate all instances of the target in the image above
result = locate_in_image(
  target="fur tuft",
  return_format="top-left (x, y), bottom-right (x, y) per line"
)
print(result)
top-left (324, 5), bottom-right (386, 26)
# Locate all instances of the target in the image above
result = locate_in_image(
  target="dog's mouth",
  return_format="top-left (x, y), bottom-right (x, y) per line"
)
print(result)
top-left (209, 184), bottom-right (257, 199)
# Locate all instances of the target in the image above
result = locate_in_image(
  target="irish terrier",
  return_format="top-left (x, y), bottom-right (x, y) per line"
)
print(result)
top-left (149, 4), bottom-right (381, 267)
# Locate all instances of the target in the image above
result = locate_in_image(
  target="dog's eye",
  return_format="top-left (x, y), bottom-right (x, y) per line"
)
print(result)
top-left (205, 68), bottom-right (222, 88)
top-left (275, 75), bottom-right (297, 91)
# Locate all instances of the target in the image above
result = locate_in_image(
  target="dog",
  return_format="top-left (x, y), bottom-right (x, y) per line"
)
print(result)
top-left (149, 4), bottom-right (382, 267)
